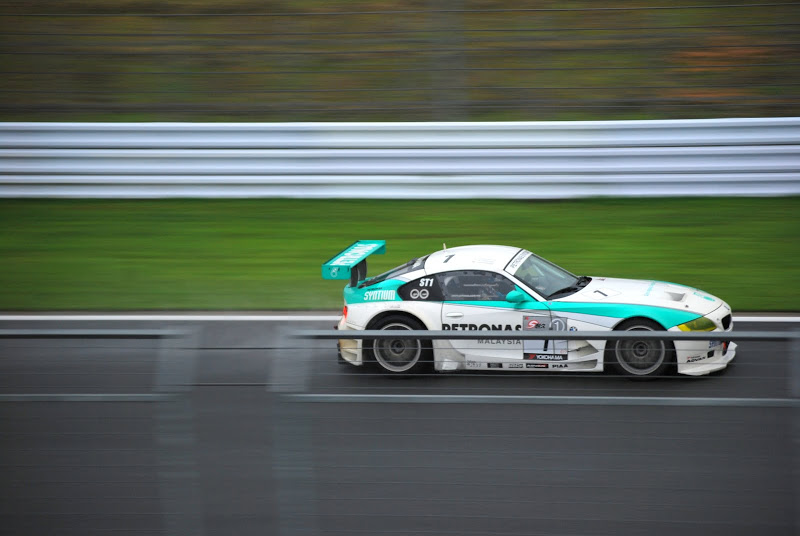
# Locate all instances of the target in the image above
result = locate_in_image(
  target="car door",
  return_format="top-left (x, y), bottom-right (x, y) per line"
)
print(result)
top-left (437, 270), bottom-right (551, 366)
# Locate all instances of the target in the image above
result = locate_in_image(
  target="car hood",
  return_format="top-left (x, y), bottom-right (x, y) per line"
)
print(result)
top-left (556, 277), bottom-right (723, 316)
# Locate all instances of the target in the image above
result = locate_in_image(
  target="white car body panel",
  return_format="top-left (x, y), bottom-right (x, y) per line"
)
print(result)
top-left (564, 277), bottom-right (723, 317)
top-left (334, 244), bottom-right (736, 376)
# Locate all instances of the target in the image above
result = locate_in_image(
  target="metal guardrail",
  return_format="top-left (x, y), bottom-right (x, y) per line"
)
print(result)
top-left (299, 328), bottom-right (800, 398)
top-left (298, 329), bottom-right (790, 342)
top-left (2, 118), bottom-right (799, 198)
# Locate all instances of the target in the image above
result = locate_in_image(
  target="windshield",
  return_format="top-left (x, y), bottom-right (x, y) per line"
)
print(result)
top-left (361, 255), bottom-right (429, 287)
top-left (505, 251), bottom-right (579, 298)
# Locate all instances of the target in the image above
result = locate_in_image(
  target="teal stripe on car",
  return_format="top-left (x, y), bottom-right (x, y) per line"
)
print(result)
top-left (443, 300), bottom-right (701, 329)
top-left (344, 279), bottom-right (404, 304)
top-left (347, 279), bottom-right (702, 329)
top-left (546, 302), bottom-right (701, 328)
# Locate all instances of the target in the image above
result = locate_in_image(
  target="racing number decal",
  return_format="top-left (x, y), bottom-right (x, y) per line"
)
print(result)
top-left (545, 317), bottom-right (567, 352)
top-left (523, 315), bottom-right (569, 360)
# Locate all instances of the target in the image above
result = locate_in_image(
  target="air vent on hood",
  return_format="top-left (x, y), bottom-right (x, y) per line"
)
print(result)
top-left (665, 292), bottom-right (686, 302)
top-left (722, 314), bottom-right (732, 330)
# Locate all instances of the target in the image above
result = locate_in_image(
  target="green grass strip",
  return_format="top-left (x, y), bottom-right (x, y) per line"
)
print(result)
top-left (1, 198), bottom-right (798, 311)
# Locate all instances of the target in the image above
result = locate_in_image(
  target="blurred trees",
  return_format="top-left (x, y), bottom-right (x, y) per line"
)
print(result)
top-left (1, 0), bottom-right (798, 121)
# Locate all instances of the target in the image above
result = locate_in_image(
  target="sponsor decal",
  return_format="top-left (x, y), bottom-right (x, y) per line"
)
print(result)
top-left (526, 318), bottom-right (545, 329)
top-left (708, 340), bottom-right (721, 349)
top-left (532, 354), bottom-right (567, 361)
top-left (364, 289), bottom-right (397, 301)
top-left (330, 242), bottom-right (382, 266)
top-left (686, 355), bottom-right (708, 363)
top-left (330, 267), bottom-right (339, 278)
top-left (551, 363), bottom-right (568, 369)
top-left (693, 291), bottom-right (715, 302)
top-left (478, 339), bottom-right (521, 345)
top-left (487, 363), bottom-right (503, 369)
top-left (507, 250), bottom-right (532, 272)
top-left (526, 363), bottom-right (548, 369)
top-left (644, 281), bottom-right (656, 297)
top-left (442, 323), bottom-right (521, 331)
top-left (569, 326), bottom-right (578, 332)
top-left (409, 289), bottom-right (430, 300)
top-left (444, 323), bottom-right (522, 344)
top-left (507, 363), bottom-right (523, 369)
top-left (466, 361), bottom-right (481, 369)
top-left (524, 353), bottom-right (537, 360)
top-left (524, 316), bottom-right (546, 330)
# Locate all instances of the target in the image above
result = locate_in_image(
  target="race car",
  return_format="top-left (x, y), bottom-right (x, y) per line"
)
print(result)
top-left (322, 240), bottom-right (735, 377)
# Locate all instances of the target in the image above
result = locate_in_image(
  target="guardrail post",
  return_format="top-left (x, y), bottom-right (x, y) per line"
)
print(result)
top-left (270, 324), bottom-right (319, 536)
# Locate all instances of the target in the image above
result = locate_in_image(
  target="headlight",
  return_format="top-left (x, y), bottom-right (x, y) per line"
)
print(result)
top-left (677, 317), bottom-right (716, 332)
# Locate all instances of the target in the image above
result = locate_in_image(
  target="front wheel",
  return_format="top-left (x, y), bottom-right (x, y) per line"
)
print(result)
top-left (368, 316), bottom-right (432, 374)
top-left (608, 319), bottom-right (673, 378)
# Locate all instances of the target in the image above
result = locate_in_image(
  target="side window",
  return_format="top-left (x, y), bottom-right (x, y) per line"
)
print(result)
top-left (435, 270), bottom-right (516, 301)
top-left (398, 276), bottom-right (444, 302)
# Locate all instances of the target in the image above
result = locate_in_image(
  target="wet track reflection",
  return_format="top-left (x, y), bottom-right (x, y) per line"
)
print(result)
top-left (0, 319), bottom-right (796, 536)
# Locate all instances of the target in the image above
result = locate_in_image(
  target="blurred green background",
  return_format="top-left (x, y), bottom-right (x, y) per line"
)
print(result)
top-left (1, 2), bottom-right (798, 311)
top-left (1, 0), bottom-right (798, 121)
top-left (1, 198), bottom-right (798, 311)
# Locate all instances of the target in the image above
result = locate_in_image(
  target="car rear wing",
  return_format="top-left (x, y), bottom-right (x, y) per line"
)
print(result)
top-left (322, 240), bottom-right (386, 286)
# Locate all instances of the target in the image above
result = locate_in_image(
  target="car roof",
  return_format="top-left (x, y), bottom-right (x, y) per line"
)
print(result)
top-left (424, 245), bottom-right (523, 274)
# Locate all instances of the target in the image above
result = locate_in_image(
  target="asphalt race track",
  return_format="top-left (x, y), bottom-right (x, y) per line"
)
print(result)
top-left (0, 316), bottom-right (797, 536)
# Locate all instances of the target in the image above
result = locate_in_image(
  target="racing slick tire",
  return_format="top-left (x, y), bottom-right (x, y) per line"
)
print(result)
top-left (607, 318), bottom-right (674, 379)
top-left (367, 315), bottom-right (432, 374)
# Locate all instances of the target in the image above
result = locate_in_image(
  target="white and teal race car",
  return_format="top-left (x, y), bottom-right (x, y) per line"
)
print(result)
top-left (323, 240), bottom-right (735, 377)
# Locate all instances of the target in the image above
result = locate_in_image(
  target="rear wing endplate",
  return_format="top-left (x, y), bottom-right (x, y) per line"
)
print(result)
top-left (322, 240), bottom-right (386, 286)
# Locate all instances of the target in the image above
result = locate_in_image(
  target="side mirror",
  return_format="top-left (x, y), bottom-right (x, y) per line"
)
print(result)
top-left (505, 290), bottom-right (526, 303)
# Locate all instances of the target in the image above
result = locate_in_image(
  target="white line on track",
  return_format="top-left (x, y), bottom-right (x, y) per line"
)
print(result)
top-left (0, 314), bottom-right (799, 322)
top-left (735, 316), bottom-right (800, 323)
top-left (0, 393), bottom-right (169, 402)
top-left (289, 394), bottom-right (798, 407)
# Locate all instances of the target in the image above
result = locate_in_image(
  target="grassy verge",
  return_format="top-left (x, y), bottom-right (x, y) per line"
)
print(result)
top-left (1, 198), bottom-right (798, 311)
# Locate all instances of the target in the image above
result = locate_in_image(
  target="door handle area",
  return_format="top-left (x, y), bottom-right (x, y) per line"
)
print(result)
top-left (445, 312), bottom-right (464, 318)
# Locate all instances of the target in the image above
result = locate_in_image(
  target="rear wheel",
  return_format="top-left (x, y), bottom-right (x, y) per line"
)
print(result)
top-left (368, 315), bottom-right (432, 374)
top-left (608, 319), bottom-right (673, 378)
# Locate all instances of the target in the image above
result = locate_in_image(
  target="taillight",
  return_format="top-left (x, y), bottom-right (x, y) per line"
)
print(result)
top-left (342, 305), bottom-right (348, 320)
